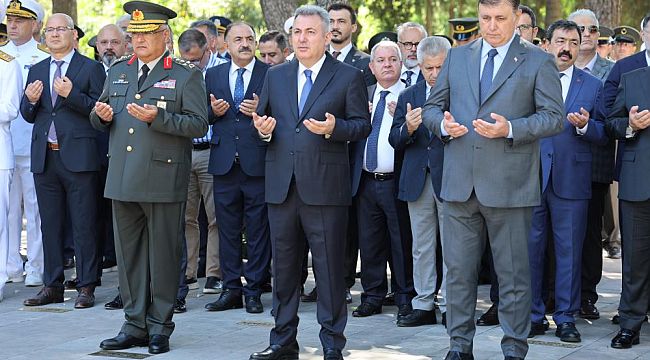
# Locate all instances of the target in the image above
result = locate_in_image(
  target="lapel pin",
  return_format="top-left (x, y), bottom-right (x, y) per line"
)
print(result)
top-left (514, 57), bottom-right (518, 62)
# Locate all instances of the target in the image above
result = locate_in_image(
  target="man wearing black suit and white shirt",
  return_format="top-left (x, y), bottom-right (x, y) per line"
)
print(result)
top-left (250, 5), bottom-right (371, 360)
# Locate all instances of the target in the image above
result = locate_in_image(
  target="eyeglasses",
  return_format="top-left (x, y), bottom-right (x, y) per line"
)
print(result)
top-left (578, 25), bottom-right (599, 34)
top-left (98, 40), bottom-right (123, 46)
top-left (187, 48), bottom-right (208, 67)
top-left (44, 26), bottom-right (73, 34)
top-left (517, 24), bottom-right (534, 31)
top-left (399, 41), bottom-right (419, 49)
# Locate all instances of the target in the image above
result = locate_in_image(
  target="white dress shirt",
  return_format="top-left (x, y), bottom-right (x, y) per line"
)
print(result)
top-left (49, 50), bottom-right (75, 101)
top-left (364, 80), bottom-right (406, 173)
top-left (329, 42), bottom-right (353, 61)
top-left (229, 58), bottom-right (256, 100)
top-left (137, 54), bottom-right (163, 79)
top-left (297, 54), bottom-right (327, 110)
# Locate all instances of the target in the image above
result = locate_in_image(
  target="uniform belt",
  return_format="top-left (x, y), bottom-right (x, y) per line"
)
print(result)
top-left (363, 170), bottom-right (394, 181)
top-left (193, 143), bottom-right (210, 150)
top-left (47, 142), bottom-right (60, 151)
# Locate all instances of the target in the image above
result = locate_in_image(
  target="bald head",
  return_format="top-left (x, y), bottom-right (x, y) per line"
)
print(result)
top-left (97, 24), bottom-right (127, 67)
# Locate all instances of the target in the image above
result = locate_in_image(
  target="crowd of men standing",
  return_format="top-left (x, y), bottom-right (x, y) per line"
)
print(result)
top-left (1, 0), bottom-right (650, 359)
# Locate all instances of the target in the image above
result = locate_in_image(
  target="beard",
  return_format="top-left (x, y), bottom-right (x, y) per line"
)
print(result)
top-left (404, 58), bottom-right (418, 69)
top-left (331, 31), bottom-right (350, 45)
top-left (101, 53), bottom-right (116, 67)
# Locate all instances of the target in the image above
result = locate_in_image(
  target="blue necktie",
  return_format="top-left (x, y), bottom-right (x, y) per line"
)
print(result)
top-left (48, 60), bottom-right (64, 143)
top-left (298, 69), bottom-right (313, 115)
top-left (365, 90), bottom-right (389, 172)
top-left (405, 70), bottom-right (414, 87)
top-left (480, 48), bottom-right (498, 103)
top-left (233, 68), bottom-right (246, 111)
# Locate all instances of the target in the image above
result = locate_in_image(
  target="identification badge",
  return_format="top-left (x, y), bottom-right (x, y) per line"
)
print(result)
top-left (154, 80), bottom-right (176, 89)
top-left (156, 101), bottom-right (167, 110)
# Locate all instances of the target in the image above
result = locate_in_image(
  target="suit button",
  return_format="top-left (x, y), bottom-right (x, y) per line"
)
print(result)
top-left (235, 118), bottom-right (240, 122)
top-left (51, 112), bottom-right (56, 116)
top-left (295, 128), bottom-right (300, 133)
top-left (427, 146), bottom-right (431, 150)
top-left (126, 145), bottom-right (133, 152)
top-left (167, 159), bottom-right (172, 163)
top-left (289, 151), bottom-right (294, 155)
top-left (135, 94), bottom-right (141, 100)
top-left (235, 136), bottom-right (239, 140)
top-left (128, 128), bottom-right (134, 134)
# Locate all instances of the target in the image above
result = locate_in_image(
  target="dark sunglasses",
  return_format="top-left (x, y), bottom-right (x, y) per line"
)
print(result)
top-left (578, 25), bottom-right (599, 34)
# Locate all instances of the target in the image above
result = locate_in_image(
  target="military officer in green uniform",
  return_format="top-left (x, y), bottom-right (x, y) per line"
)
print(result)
top-left (90, 1), bottom-right (208, 355)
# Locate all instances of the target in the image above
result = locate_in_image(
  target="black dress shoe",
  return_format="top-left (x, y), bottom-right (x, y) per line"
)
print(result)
top-left (352, 302), bottom-right (382, 317)
top-left (504, 357), bottom-right (524, 360)
top-left (249, 341), bottom-right (299, 360)
top-left (174, 298), bottom-right (187, 313)
top-left (528, 319), bottom-right (549, 338)
top-left (301, 287), bottom-right (317, 302)
top-left (397, 309), bottom-right (437, 327)
top-left (261, 282), bottom-right (273, 293)
top-left (148, 334), bottom-right (169, 354)
top-left (579, 300), bottom-right (600, 320)
top-left (612, 313), bottom-right (620, 324)
top-left (383, 292), bottom-right (395, 306)
top-left (323, 347), bottom-right (343, 360)
top-left (444, 351), bottom-right (474, 360)
top-left (205, 289), bottom-right (243, 311)
top-left (105, 293), bottom-right (123, 310)
top-left (611, 328), bottom-right (640, 349)
top-left (397, 303), bottom-right (413, 320)
top-left (246, 295), bottom-right (264, 314)
top-left (476, 304), bottom-right (499, 326)
top-left (345, 288), bottom-right (352, 304)
top-left (100, 332), bottom-right (148, 350)
top-left (442, 312), bottom-right (447, 327)
top-left (555, 322), bottom-right (581, 342)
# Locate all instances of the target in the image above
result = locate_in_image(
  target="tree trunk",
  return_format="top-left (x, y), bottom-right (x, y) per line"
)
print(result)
top-left (584, 0), bottom-right (621, 27)
top-left (545, 0), bottom-right (562, 25)
top-left (260, 0), bottom-right (299, 33)
top-left (52, 0), bottom-right (77, 24)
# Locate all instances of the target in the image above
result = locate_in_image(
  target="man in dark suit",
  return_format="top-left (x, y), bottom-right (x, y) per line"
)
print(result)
top-left (203, 21), bottom-right (271, 314)
top-left (422, 0), bottom-right (564, 358)
top-left (606, 65), bottom-right (650, 349)
top-left (21, 13), bottom-right (105, 309)
top-left (527, 20), bottom-right (607, 343)
top-left (249, 5), bottom-right (371, 360)
top-left (389, 36), bottom-right (450, 328)
top-left (91, 2), bottom-right (208, 354)
top-left (327, 3), bottom-right (375, 86)
top-left (349, 40), bottom-right (413, 320)
top-left (567, 8), bottom-right (616, 320)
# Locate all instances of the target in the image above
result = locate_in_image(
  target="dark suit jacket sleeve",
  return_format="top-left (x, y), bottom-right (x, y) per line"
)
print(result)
top-left (603, 62), bottom-right (622, 114)
top-left (389, 92), bottom-right (415, 151)
top-left (149, 68), bottom-right (209, 139)
top-left (579, 84), bottom-right (608, 146)
top-left (328, 69), bottom-right (371, 142)
top-left (62, 61), bottom-right (106, 117)
top-left (19, 69), bottom-right (39, 124)
top-left (89, 66), bottom-right (114, 131)
top-left (422, 52), bottom-right (451, 141)
top-left (606, 73), bottom-right (633, 140)
top-left (509, 55), bottom-right (564, 146)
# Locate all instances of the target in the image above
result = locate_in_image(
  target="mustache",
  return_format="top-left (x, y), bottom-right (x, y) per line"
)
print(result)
top-left (238, 47), bottom-right (252, 53)
top-left (331, 30), bottom-right (342, 36)
top-left (558, 50), bottom-right (572, 59)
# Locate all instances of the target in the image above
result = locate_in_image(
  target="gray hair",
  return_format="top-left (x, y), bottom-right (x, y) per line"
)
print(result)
top-left (417, 36), bottom-right (451, 63)
top-left (48, 13), bottom-right (74, 28)
top-left (397, 22), bottom-right (428, 40)
top-left (190, 20), bottom-right (218, 37)
top-left (568, 9), bottom-right (599, 27)
top-left (370, 40), bottom-right (402, 61)
top-left (294, 5), bottom-right (330, 33)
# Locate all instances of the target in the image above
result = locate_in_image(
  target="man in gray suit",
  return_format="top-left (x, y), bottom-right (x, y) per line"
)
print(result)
top-left (422, 0), bottom-right (564, 358)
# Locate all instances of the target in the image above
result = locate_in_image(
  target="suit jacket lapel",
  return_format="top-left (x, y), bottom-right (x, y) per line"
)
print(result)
top-left (244, 59), bottom-right (264, 99)
top-left (287, 59), bottom-right (299, 122)
top-left (52, 51), bottom-right (83, 109)
top-left (343, 46), bottom-right (355, 64)
top-left (299, 55), bottom-right (336, 120)
top-left (219, 65), bottom-right (234, 105)
top-left (565, 69), bottom-right (582, 112)
top-left (482, 36), bottom-right (526, 105)
top-left (367, 84), bottom-right (377, 100)
top-left (466, 40), bottom-right (481, 105)
top-left (42, 58), bottom-right (53, 109)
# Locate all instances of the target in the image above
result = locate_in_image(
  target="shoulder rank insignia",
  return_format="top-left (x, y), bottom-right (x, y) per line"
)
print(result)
top-left (0, 49), bottom-right (15, 62)
top-left (172, 57), bottom-right (195, 69)
top-left (164, 56), bottom-right (172, 69)
top-left (0, 39), bottom-right (9, 47)
top-left (37, 43), bottom-right (50, 54)
top-left (127, 54), bottom-right (137, 65)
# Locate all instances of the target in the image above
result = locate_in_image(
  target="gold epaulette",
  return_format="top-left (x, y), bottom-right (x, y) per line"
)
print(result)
top-left (0, 49), bottom-right (15, 62)
top-left (37, 43), bottom-right (50, 54)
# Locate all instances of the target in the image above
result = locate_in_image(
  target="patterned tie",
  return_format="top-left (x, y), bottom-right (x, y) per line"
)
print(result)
top-left (233, 68), bottom-right (246, 110)
top-left (138, 64), bottom-right (149, 89)
top-left (365, 90), bottom-right (389, 172)
top-left (48, 60), bottom-right (64, 143)
top-left (480, 49), bottom-right (498, 103)
top-left (332, 51), bottom-right (341, 59)
top-left (405, 70), bottom-right (414, 87)
top-left (298, 69), bottom-right (313, 115)
top-left (583, 67), bottom-right (591, 74)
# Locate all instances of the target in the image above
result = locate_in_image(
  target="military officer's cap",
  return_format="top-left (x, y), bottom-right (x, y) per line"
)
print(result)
top-left (123, 1), bottom-right (177, 34)
top-left (368, 31), bottom-right (397, 53)
top-left (6, 0), bottom-right (40, 20)
top-left (75, 25), bottom-right (85, 39)
top-left (284, 16), bottom-right (294, 35)
top-left (598, 26), bottom-right (614, 45)
top-left (209, 15), bottom-right (231, 34)
top-left (613, 26), bottom-right (640, 44)
top-left (88, 35), bottom-right (97, 48)
top-left (533, 27), bottom-right (546, 46)
top-left (449, 17), bottom-right (479, 41)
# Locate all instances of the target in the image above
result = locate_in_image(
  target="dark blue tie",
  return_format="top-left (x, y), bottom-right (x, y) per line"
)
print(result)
top-left (233, 68), bottom-right (245, 110)
top-left (405, 70), bottom-right (414, 87)
top-left (299, 69), bottom-right (313, 115)
top-left (480, 48), bottom-right (498, 103)
top-left (366, 90), bottom-right (389, 171)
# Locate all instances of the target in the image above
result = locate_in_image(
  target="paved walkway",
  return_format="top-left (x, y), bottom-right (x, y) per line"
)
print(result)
top-left (0, 255), bottom-right (648, 359)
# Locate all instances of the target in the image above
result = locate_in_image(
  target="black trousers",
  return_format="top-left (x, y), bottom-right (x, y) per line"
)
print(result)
top-left (581, 182), bottom-right (609, 303)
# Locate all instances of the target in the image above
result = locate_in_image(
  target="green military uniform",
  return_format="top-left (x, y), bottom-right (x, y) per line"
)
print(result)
top-left (89, 1), bottom-right (208, 342)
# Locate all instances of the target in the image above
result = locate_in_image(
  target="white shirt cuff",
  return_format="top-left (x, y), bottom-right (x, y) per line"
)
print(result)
top-left (507, 121), bottom-right (513, 139)
top-left (575, 122), bottom-right (589, 135)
